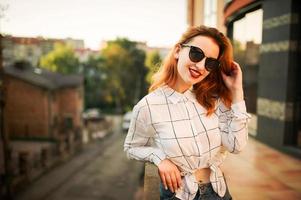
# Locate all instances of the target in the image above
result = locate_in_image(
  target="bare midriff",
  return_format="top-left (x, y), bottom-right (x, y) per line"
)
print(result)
top-left (194, 168), bottom-right (211, 183)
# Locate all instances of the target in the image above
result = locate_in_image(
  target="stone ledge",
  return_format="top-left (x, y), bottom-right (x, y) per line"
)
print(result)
top-left (144, 162), bottom-right (160, 200)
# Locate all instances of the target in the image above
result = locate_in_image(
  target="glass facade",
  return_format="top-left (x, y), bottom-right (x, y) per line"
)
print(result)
top-left (204, 0), bottom-right (217, 27)
top-left (232, 9), bottom-right (263, 114)
top-left (296, 49), bottom-right (301, 149)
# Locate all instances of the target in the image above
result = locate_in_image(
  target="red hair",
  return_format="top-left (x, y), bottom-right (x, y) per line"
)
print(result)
top-left (149, 25), bottom-right (234, 115)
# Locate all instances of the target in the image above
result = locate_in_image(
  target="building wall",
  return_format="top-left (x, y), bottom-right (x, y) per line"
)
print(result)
top-left (224, 0), bottom-right (301, 156)
top-left (57, 87), bottom-right (83, 130)
top-left (4, 76), bottom-right (49, 138)
top-left (224, 0), bottom-right (255, 21)
top-left (0, 140), bottom-right (4, 176)
top-left (2, 36), bottom-right (84, 67)
top-left (4, 75), bottom-right (83, 140)
top-left (50, 91), bottom-right (59, 137)
top-left (256, 0), bottom-right (300, 155)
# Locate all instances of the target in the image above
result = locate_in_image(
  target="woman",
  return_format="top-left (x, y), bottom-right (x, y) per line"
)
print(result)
top-left (124, 25), bottom-right (250, 200)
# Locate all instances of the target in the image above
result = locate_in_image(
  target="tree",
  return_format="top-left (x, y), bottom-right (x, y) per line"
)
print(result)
top-left (82, 55), bottom-right (107, 109)
top-left (101, 38), bottom-right (147, 113)
top-left (39, 43), bottom-right (80, 74)
top-left (145, 50), bottom-right (162, 84)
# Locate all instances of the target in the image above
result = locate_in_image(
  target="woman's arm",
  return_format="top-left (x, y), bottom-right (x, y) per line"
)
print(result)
top-left (217, 100), bottom-right (250, 153)
top-left (219, 61), bottom-right (251, 153)
top-left (123, 103), bottom-right (166, 165)
top-left (124, 101), bottom-right (182, 192)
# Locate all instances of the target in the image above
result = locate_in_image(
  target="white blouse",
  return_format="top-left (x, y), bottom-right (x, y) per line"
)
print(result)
top-left (124, 85), bottom-right (250, 200)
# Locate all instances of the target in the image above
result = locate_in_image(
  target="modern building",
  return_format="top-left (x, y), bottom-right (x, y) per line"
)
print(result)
top-left (2, 35), bottom-right (84, 67)
top-left (0, 33), bottom-right (8, 198)
top-left (74, 48), bottom-right (100, 62)
top-left (187, 0), bottom-right (301, 157)
top-left (187, 0), bottom-right (226, 33)
top-left (224, 0), bottom-right (301, 157)
top-left (100, 39), bottom-right (170, 59)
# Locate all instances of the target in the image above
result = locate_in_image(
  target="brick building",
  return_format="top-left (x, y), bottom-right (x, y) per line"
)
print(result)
top-left (4, 62), bottom-right (83, 142)
top-left (2, 61), bottom-right (84, 194)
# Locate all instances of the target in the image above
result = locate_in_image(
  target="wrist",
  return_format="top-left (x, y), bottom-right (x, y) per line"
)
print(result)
top-left (231, 88), bottom-right (244, 104)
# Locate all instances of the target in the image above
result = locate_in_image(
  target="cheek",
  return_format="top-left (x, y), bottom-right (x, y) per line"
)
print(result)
top-left (177, 61), bottom-right (189, 77)
top-left (176, 63), bottom-right (184, 78)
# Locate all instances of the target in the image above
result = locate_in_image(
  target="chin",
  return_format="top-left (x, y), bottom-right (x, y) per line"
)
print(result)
top-left (183, 80), bottom-right (195, 88)
top-left (186, 77), bottom-right (201, 85)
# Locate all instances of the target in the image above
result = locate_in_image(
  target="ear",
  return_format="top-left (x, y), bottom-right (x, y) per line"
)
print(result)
top-left (174, 45), bottom-right (181, 59)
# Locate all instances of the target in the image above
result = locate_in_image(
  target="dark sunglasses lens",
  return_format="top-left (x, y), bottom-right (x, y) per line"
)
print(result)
top-left (205, 58), bottom-right (220, 71)
top-left (189, 47), bottom-right (205, 63)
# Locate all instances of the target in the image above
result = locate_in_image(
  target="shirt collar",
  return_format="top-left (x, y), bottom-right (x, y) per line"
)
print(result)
top-left (161, 85), bottom-right (198, 104)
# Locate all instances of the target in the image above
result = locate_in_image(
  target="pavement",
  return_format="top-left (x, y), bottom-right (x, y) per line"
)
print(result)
top-left (15, 116), bottom-right (144, 200)
top-left (14, 115), bottom-right (301, 200)
top-left (222, 137), bottom-right (301, 200)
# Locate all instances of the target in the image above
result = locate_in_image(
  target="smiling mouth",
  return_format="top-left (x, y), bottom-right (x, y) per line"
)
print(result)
top-left (189, 67), bottom-right (201, 79)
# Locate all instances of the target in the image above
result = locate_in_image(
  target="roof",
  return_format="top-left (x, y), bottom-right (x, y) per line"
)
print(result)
top-left (4, 63), bottom-right (83, 90)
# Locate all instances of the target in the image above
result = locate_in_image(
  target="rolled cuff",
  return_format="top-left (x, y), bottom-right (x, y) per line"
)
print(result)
top-left (152, 149), bottom-right (167, 166)
top-left (231, 100), bottom-right (247, 113)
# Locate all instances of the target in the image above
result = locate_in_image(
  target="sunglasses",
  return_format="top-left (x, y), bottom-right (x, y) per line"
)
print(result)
top-left (181, 44), bottom-right (220, 71)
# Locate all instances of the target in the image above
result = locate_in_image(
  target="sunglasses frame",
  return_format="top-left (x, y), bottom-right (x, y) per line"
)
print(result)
top-left (180, 44), bottom-right (220, 72)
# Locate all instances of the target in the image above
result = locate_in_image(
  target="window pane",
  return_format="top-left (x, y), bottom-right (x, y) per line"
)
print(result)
top-left (204, 0), bottom-right (217, 27)
top-left (233, 9), bottom-right (263, 114)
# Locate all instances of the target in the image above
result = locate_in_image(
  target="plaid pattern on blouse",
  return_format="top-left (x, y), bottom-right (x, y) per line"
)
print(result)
top-left (124, 85), bottom-right (250, 200)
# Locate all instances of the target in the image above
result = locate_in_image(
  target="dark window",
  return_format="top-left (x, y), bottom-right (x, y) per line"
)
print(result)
top-left (232, 9), bottom-right (263, 114)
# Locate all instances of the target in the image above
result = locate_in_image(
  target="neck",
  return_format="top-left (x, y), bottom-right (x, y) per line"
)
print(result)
top-left (172, 79), bottom-right (191, 93)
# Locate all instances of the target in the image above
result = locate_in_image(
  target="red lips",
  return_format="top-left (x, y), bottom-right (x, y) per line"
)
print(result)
top-left (189, 67), bottom-right (201, 79)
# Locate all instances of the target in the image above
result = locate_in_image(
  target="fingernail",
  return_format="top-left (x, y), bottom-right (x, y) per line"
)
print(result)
top-left (165, 186), bottom-right (168, 190)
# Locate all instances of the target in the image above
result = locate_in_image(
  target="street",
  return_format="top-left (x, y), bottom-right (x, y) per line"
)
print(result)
top-left (16, 116), bottom-right (144, 200)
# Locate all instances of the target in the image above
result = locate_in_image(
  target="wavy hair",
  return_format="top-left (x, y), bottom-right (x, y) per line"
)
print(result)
top-left (149, 25), bottom-right (234, 115)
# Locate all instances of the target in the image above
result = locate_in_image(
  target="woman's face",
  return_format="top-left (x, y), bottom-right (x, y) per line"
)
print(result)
top-left (174, 35), bottom-right (220, 92)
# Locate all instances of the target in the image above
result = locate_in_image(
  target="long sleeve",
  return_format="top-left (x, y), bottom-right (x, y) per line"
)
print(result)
top-left (123, 103), bottom-right (166, 166)
top-left (217, 100), bottom-right (251, 153)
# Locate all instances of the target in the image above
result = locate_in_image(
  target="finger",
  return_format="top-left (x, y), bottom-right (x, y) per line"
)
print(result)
top-left (175, 171), bottom-right (182, 188)
top-left (221, 71), bottom-right (230, 81)
top-left (160, 173), bottom-right (168, 190)
top-left (232, 61), bottom-right (242, 72)
top-left (170, 173), bottom-right (178, 192)
top-left (166, 175), bottom-right (174, 193)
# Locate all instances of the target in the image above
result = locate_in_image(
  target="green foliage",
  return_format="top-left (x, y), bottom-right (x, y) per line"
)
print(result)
top-left (145, 50), bottom-right (162, 84)
top-left (101, 38), bottom-right (148, 113)
top-left (39, 43), bottom-right (80, 74)
top-left (82, 55), bottom-right (108, 109)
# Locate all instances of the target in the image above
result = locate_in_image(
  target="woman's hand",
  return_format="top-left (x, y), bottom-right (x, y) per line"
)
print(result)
top-left (221, 61), bottom-right (244, 103)
top-left (158, 159), bottom-right (182, 193)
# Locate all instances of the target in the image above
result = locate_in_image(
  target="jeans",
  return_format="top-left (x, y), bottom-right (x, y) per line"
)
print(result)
top-left (159, 182), bottom-right (232, 200)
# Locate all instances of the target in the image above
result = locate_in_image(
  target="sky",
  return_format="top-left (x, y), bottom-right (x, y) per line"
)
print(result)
top-left (0, 0), bottom-right (187, 50)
